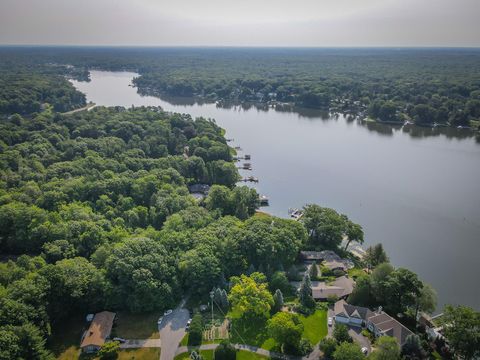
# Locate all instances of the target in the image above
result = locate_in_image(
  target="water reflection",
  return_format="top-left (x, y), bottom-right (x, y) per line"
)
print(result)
top-left (143, 90), bottom-right (478, 141)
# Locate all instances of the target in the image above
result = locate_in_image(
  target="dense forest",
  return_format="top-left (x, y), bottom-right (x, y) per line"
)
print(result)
top-left (1, 48), bottom-right (479, 359)
top-left (1, 47), bottom-right (480, 129)
top-left (0, 104), bottom-right (322, 358)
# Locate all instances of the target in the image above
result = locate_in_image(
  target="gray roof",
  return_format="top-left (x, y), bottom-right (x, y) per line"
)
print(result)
top-left (334, 299), bottom-right (374, 321)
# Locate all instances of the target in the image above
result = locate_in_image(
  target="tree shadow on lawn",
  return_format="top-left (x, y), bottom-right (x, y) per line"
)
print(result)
top-left (229, 317), bottom-right (277, 351)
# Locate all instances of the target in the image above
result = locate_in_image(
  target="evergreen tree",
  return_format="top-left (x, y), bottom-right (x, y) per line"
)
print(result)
top-left (299, 273), bottom-right (315, 309)
top-left (220, 289), bottom-right (229, 310)
top-left (272, 289), bottom-right (284, 313)
top-left (287, 265), bottom-right (298, 281)
top-left (246, 264), bottom-right (256, 275)
top-left (214, 287), bottom-right (223, 308)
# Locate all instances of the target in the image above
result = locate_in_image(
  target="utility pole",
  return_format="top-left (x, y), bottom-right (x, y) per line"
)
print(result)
top-left (210, 290), bottom-right (215, 325)
top-left (209, 290), bottom-right (215, 360)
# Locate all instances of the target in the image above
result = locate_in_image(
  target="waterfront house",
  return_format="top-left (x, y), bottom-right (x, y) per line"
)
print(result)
top-left (334, 299), bottom-right (374, 327)
top-left (367, 312), bottom-right (413, 346)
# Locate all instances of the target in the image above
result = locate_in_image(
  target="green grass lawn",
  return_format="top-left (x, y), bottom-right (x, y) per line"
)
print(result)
top-left (115, 312), bottom-right (161, 339)
top-left (236, 350), bottom-right (269, 359)
top-left (228, 315), bottom-right (277, 351)
top-left (117, 348), bottom-right (160, 360)
top-left (298, 309), bottom-right (328, 345)
top-left (175, 350), bottom-right (267, 360)
top-left (49, 315), bottom-right (86, 360)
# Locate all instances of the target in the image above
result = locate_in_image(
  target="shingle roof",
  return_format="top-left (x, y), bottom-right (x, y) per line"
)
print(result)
top-left (80, 311), bottom-right (116, 349)
top-left (311, 276), bottom-right (354, 299)
top-left (368, 313), bottom-right (413, 345)
top-left (334, 299), bottom-right (374, 320)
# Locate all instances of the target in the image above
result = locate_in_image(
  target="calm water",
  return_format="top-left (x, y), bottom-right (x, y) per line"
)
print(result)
top-left (72, 71), bottom-right (480, 311)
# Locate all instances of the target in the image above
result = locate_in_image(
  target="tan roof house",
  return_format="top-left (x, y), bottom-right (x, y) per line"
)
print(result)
top-left (367, 312), bottom-right (413, 346)
top-left (80, 311), bottom-right (116, 353)
top-left (311, 276), bottom-right (354, 300)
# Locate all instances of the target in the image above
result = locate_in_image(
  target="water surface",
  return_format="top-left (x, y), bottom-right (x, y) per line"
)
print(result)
top-left (72, 71), bottom-right (480, 311)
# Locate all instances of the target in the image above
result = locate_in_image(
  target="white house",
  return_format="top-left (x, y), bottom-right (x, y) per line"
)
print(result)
top-left (334, 299), bottom-right (374, 327)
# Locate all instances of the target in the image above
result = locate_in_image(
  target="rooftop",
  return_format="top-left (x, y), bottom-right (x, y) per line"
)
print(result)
top-left (368, 312), bottom-right (413, 345)
top-left (80, 311), bottom-right (116, 349)
top-left (334, 299), bottom-right (374, 321)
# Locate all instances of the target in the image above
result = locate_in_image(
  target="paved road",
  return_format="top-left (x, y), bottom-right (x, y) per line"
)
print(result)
top-left (159, 307), bottom-right (190, 360)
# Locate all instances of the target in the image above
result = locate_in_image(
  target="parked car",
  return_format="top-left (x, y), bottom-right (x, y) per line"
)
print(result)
top-left (113, 337), bottom-right (126, 343)
top-left (157, 316), bottom-right (163, 324)
top-left (164, 309), bottom-right (173, 316)
top-left (361, 347), bottom-right (368, 355)
top-left (187, 318), bottom-right (192, 325)
top-left (328, 317), bottom-right (333, 326)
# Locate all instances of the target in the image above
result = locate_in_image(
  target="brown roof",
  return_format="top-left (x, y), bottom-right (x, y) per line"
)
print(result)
top-left (368, 313), bottom-right (413, 345)
top-left (81, 311), bottom-right (116, 349)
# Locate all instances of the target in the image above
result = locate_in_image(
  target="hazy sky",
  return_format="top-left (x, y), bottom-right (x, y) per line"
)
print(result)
top-left (1, 0), bottom-right (479, 46)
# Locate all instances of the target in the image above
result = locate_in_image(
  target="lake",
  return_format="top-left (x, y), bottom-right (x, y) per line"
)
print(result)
top-left (71, 70), bottom-right (480, 311)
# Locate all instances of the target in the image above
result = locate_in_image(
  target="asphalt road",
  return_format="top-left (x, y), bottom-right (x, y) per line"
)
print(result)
top-left (159, 307), bottom-right (190, 360)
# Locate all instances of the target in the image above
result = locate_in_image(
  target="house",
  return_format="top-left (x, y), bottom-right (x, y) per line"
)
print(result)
top-left (334, 299), bottom-right (374, 327)
top-left (299, 250), bottom-right (353, 270)
top-left (80, 311), bottom-right (116, 353)
top-left (334, 300), bottom-right (414, 346)
top-left (311, 276), bottom-right (355, 300)
top-left (323, 259), bottom-right (347, 272)
top-left (188, 184), bottom-right (210, 200)
top-left (188, 184), bottom-right (210, 195)
top-left (367, 312), bottom-right (413, 346)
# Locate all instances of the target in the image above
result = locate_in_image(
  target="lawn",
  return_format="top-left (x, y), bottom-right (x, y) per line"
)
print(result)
top-left (117, 348), bottom-right (160, 360)
top-left (115, 312), bottom-right (161, 339)
top-left (228, 315), bottom-right (277, 351)
top-left (175, 350), bottom-right (267, 360)
top-left (298, 309), bottom-right (328, 345)
top-left (49, 315), bottom-right (86, 360)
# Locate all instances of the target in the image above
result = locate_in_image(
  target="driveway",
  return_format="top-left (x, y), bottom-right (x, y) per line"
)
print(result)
top-left (159, 307), bottom-right (190, 360)
top-left (327, 307), bottom-right (371, 354)
top-left (327, 308), bottom-right (335, 338)
top-left (348, 327), bottom-right (371, 354)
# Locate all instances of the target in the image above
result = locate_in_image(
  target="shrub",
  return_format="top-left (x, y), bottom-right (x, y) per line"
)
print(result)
top-left (214, 340), bottom-right (236, 360)
top-left (98, 341), bottom-right (120, 360)
top-left (188, 313), bottom-right (204, 346)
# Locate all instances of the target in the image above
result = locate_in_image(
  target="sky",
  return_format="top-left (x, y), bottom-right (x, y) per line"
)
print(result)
top-left (0, 0), bottom-right (479, 47)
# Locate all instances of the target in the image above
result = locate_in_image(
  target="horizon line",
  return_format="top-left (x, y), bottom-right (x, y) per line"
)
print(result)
top-left (1, 44), bottom-right (480, 49)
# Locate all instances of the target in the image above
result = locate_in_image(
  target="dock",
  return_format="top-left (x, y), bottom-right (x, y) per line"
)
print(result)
top-left (258, 195), bottom-right (269, 207)
top-left (240, 176), bottom-right (258, 183)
